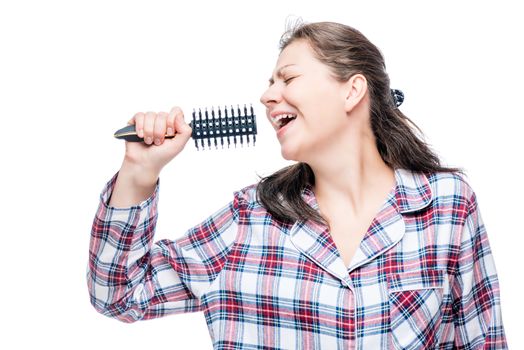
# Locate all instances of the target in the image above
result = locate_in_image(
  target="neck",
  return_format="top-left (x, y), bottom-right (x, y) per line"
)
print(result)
top-left (308, 121), bottom-right (395, 216)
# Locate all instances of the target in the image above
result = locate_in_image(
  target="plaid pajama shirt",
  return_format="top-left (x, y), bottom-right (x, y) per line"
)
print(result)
top-left (88, 168), bottom-right (507, 349)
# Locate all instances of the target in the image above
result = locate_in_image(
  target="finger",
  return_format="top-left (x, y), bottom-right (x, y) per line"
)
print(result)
top-left (143, 111), bottom-right (156, 145)
top-left (166, 107), bottom-right (178, 136)
top-left (173, 107), bottom-right (192, 136)
top-left (162, 107), bottom-right (190, 147)
top-left (153, 112), bottom-right (168, 145)
top-left (133, 113), bottom-right (145, 138)
top-left (163, 112), bottom-right (192, 151)
top-left (170, 107), bottom-right (185, 133)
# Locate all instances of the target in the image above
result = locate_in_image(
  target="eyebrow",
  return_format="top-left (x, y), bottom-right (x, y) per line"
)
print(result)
top-left (268, 64), bottom-right (296, 85)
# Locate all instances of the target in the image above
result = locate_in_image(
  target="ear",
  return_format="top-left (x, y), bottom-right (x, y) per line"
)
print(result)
top-left (343, 74), bottom-right (368, 112)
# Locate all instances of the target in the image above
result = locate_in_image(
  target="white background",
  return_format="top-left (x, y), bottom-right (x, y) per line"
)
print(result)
top-left (1, 0), bottom-right (522, 348)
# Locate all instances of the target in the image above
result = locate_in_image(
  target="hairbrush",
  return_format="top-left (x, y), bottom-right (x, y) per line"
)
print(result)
top-left (114, 104), bottom-right (257, 150)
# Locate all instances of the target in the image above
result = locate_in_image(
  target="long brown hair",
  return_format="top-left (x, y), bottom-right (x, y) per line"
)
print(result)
top-left (257, 21), bottom-right (464, 226)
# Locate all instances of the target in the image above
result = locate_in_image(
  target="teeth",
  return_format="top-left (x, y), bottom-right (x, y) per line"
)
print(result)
top-left (275, 114), bottom-right (296, 121)
top-left (273, 113), bottom-right (297, 127)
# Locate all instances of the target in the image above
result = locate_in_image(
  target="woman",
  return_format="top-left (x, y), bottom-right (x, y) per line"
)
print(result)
top-left (88, 21), bottom-right (507, 349)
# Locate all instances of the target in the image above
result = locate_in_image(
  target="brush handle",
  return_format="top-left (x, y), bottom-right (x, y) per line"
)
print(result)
top-left (114, 104), bottom-right (257, 150)
top-left (114, 124), bottom-right (182, 142)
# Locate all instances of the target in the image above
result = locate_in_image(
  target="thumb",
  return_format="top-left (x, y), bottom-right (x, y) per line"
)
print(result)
top-left (161, 112), bottom-right (192, 154)
top-left (174, 112), bottom-right (193, 137)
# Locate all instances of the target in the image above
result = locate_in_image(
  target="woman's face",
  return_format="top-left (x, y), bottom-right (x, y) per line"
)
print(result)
top-left (260, 39), bottom-right (350, 162)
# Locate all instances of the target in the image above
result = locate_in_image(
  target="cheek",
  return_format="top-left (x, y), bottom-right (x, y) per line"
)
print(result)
top-left (281, 89), bottom-right (300, 108)
top-left (282, 80), bottom-right (344, 126)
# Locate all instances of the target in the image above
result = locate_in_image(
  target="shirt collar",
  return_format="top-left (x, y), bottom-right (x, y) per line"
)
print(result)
top-left (289, 168), bottom-right (434, 281)
top-left (391, 168), bottom-right (433, 213)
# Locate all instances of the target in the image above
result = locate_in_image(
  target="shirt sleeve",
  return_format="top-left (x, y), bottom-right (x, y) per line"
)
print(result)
top-left (452, 191), bottom-right (508, 349)
top-left (86, 172), bottom-right (242, 323)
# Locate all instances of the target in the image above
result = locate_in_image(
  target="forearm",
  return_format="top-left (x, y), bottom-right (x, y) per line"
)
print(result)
top-left (109, 161), bottom-right (159, 207)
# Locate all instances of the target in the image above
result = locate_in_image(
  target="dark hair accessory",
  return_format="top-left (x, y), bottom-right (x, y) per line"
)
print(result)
top-left (391, 89), bottom-right (404, 107)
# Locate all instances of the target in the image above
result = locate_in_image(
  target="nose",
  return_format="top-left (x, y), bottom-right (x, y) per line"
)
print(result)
top-left (260, 83), bottom-right (281, 108)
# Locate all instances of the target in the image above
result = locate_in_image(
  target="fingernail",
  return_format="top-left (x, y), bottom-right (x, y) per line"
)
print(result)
top-left (154, 138), bottom-right (161, 145)
top-left (145, 137), bottom-right (152, 144)
top-left (167, 127), bottom-right (174, 136)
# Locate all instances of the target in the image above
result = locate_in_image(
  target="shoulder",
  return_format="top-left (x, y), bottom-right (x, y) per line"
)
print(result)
top-left (426, 170), bottom-right (478, 208)
top-left (231, 182), bottom-right (290, 227)
top-left (233, 183), bottom-right (265, 209)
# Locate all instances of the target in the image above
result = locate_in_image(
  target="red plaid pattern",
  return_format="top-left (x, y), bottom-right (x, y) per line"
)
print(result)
top-left (87, 168), bottom-right (507, 349)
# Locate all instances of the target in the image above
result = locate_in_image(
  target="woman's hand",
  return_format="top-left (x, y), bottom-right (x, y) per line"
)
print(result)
top-left (109, 106), bottom-right (192, 207)
top-left (123, 106), bottom-right (192, 178)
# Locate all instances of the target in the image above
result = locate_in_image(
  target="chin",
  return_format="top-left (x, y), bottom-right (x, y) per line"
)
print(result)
top-left (280, 145), bottom-right (302, 162)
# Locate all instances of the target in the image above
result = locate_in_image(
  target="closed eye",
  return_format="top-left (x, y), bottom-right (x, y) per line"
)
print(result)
top-left (284, 76), bottom-right (296, 84)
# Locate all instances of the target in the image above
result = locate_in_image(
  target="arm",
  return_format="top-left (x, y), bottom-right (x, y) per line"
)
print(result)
top-left (452, 191), bottom-right (508, 349)
top-left (87, 172), bottom-right (241, 322)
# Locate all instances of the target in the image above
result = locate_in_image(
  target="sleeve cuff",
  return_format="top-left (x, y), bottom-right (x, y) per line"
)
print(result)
top-left (100, 171), bottom-right (160, 211)
top-left (95, 171), bottom-right (160, 237)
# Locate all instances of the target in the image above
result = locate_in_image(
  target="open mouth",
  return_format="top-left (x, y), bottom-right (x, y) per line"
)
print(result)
top-left (274, 114), bottom-right (297, 129)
